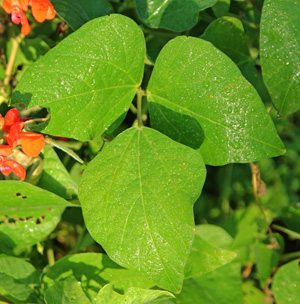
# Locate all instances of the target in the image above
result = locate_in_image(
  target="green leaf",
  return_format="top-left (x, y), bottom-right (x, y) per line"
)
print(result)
top-left (136, 0), bottom-right (218, 32)
top-left (79, 126), bottom-right (206, 293)
top-left (184, 226), bottom-right (236, 279)
top-left (42, 253), bottom-right (155, 301)
top-left (272, 259), bottom-right (300, 304)
top-left (211, 0), bottom-right (230, 18)
top-left (242, 281), bottom-right (265, 304)
top-left (38, 145), bottom-right (78, 199)
top-left (11, 15), bottom-right (145, 141)
top-left (95, 284), bottom-right (174, 304)
top-left (45, 276), bottom-right (91, 304)
top-left (255, 234), bottom-right (284, 287)
top-left (51, 0), bottom-right (114, 31)
top-left (201, 16), bottom-right (270, 101)
top-left (173, 262), bottom-right (243, 304)
top-left (0, 181), bottom-right (69, 247)
top-left (0, 256), bottom-right (40, 303)
top-left (147, 36), bottom-right (285, 165)
top-left (260, 0), bottom-right (300, 115)
top-left (194, 224), bottom-right (233, 249)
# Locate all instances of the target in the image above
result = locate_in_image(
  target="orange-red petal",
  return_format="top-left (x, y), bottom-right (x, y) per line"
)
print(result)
top-left (2, 108), bottom-right (21, 132)
top-left (18, 132), bottom-right (45, 157)
top-left (2, 0), bottom-right (29, 13)
top-left (5, 122), bottom-right (25, 148)
top-left (0, 157), bottom-right (26, 180)
top-left (0, 145), bottom-right (13, 157)
top-left (30, 0), bottom-right (55, 23)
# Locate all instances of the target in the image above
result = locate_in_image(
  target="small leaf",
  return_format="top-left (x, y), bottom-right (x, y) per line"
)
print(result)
top-left (136, 0), bottom-right (218, 32)
top-left (38, 145), bottom-right (78, 199)
top-left (0, 181), bottom-right (69, 247)
top-left (173, 262), bottom-right (243, 304)
top-left (147, 36), bottom-right (285, 165)
top-left (42, 253), bottom-right (155, 301)
top-left (79, 126), bottom-right (206, 293)
top-left (260, 0), bottom-right (300, 115)
top-left (51, 0), bottom-right (114, 30)
top-left (272, 259), bottom-right (300, 304)
top-left (184, 226), bottom-right (237, 279)
top-left (0, 256), bottom-right (40, 303)
top-left (45, 276), bottom-right (91, 304)
top-left (95, 284), bottom-right (174, 304)
top-left (201, 16), bottom-right (270, 101)
top-left (11, 15), bottom-right (145, 141)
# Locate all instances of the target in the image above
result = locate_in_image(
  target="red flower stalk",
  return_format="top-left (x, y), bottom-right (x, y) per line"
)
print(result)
top-left (0, 108), bottom-right (45, 179)
top-left (1, 0), bottom-right (55, 35)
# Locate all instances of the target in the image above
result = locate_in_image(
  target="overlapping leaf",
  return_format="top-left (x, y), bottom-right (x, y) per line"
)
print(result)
top-left (51, 0), bottom-right (114, 30)
top-left (11, 15), bottom-right (145, 140)
top-left (147, 36), bottom-right (285, 165)
top-left (43, 253), bottom-right (155, 300)
top-left (260, 0), bottom-right (300, 115)
top-left (79, 126), bottom-right (206, 293)
top-left (136, 0), bottom-right (218, 32)
top-left (95, 284), bottom-right (174, 304)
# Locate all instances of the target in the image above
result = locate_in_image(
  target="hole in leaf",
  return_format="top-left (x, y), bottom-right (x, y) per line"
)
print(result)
top-left (22, 196), bottom-right (28, 199)
top-left (16, 192), bottom-right (22, 197)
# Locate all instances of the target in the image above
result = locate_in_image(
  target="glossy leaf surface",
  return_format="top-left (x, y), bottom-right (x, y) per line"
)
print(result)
top-left (201, 16), bottom-right (270, 101)
top-left (147, 36), bottom-right (285, 165)
top-left (51, 0), bottom-right (113, 30)
top-left (136, 0), bottom-right (217, 32)
top-left (79, 126), bottom-right (206, 293)
top-left (260, 0), bottom-right (300, 115)
top-left (0, 181), bottom-right (69, 247)
top-left (272, 259), bottom-right (300, 304)
top-left (11, 15), bottom-right (145, 140)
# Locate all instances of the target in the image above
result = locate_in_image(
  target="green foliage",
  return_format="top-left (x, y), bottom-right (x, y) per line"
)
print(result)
top-left (1, 0), bottom-right (300, 303)
top-left (260, 0), bottom-right (300, 115)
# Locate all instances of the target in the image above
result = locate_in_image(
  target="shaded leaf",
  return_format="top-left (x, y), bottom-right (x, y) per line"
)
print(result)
top-left (42, 253), bottom-right (155, 301)
top-left (136, 0), bottom-right (218, 32)
top-left (95, 284), bottom-right (174, 304)
top-left (0, 256), bottom-right (40, 303)
top-left (38, 145), bottom-right (78, 199)
top-left (79, 126), bottom-right (206, 293)
top-left (45, 276), bottom-right (91, 304)
top-left (51, 0), bottom-right (114, 30)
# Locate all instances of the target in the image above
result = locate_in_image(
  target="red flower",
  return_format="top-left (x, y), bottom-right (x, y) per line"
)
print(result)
top-left (1, 109), bottom-right (45, 158)
top-left (1, 0), bottom-right (55, 35)
top-left (0, 145), bottom-right (26, 180)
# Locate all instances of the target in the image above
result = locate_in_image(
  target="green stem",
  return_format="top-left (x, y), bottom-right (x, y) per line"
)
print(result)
top-left (130, 103), bottom-right (137, 114)
top-left (46, 239), bottom-right (55, 266)
top-left (280, 251), bottom-right (300, 263)
top-left (272, 224), bottom-right (300, 240)
top-left (1, 34), bottom-right (24, 95)
top-left (136, 87), bottom-right (145, 127)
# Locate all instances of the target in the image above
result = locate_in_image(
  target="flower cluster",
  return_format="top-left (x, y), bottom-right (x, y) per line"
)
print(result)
top-left (1, 0), bottom-right (55, 35)
top-left (0, 108), bottom-right (45, 180)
